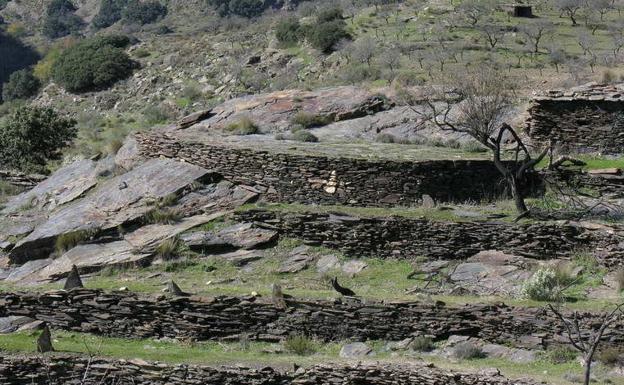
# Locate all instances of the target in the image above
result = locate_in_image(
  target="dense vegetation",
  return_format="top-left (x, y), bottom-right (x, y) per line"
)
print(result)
top-left (0, 32), bottom-right (39, 102)
top-left (93, 0), bottom-right (167, 29)
top-left (1, 69), bottom-right (41, 101)
top-left (42, 0), bottom-right (83, 39)
top-left (0, 106), bottom-right (76, 172)
top-left (52, 35), bottom-right (135, 93)
top-left (276, 6), bottom-right (350, 52)
top-left (207, 0), bottom-right (276, 18)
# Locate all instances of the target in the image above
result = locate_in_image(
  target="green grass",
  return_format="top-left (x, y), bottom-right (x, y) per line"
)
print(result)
top-left (1, 331), bottom-right (621, 385)
top-left (537, 155), bottom-right (624, 171)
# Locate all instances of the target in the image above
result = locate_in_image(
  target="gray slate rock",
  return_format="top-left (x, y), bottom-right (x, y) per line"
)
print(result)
top-left (217, 223), bottom-right (278, 250)
top-left (342, 260), bottom-right (368, 276)
top-left (339, 342), bottom-right (374, 358)
top-left (316, 255), bottom-right (340, 273)
top-left (278, 246), bottom-right (314, 274)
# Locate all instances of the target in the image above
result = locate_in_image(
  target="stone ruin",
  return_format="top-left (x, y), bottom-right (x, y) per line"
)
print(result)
top-left (527, 82), bottom-right (624, 153)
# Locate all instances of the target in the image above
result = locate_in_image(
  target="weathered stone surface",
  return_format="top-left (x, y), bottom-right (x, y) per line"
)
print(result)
top-left (316, 255), bottom-right (340, 273)
top-left (278, 246), bottom-right (314, 274)
top-left (189, 87), bottom-right (391, 133)
top-left (0, 355), bottom-right (540, 385)
top-left (9, 159), bottom-right (212, 264)
top-left (1, 159), bottom-right (99, 215)
top-left (215, 249), bottom-right (265, 266)
top-left (342, 260), bottom-right (368, 276)
top-left (235, 210), bottom-right (624, 267)
top-left (63, 265), bottom-right (83, 290)
top-left (217, 223), bottom-right (278, 250)
top-left (2, 289), bottom-right (622, 350)
top-left (339, 342), bottom-right (373, 358)
top-left (114, 136), bottom-right (144, 171)
top-left (0, 169), bottom-right (45, 189)
top-left (0, 316), bottom-right (35, 333)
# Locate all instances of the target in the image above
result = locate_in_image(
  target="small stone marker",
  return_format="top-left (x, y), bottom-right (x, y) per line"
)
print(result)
top-left (167, 280), bottom-right (190, 297)
top-left (421, 194), bottom-right (436, 208)
top-left (271, 283), bottom-right (287, 309)
top-left (64, 265), bottom-right (84, 290)
top-left (36, 324), bottom-right (54, 353)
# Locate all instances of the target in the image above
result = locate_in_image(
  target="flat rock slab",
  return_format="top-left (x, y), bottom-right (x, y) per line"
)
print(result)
top-left (342, 260), bottom-right (368, 276)
top-left (278, 246), bottom-right (314, 273)
top-left (340, 342), bottom-right (374, 358)
top-left (1, 159), bottom-right (99, 215)
top-left (0, 316), bottom-right (36, 334)
top-left (217, 223), bottom-right (278, 250)
top-left (9, 158), bottom-right (211, 264)
top-left (213, 249), bottom-right (265, 266)
top-left (316, 255), bottom-right (341, 273)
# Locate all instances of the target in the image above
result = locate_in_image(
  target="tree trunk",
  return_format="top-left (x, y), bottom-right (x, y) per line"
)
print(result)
top-left (584, 357), bottom-right (592, 385)
top-left (508, 174), bottom-right (528, 213)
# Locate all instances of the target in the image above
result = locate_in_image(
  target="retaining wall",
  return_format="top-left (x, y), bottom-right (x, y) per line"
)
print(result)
top-left (1, 289), bottom-right (622, 349)
top-left (234, 210), bottom-right (624, 266)
top-left (0, 355), bottom-right (538, 385)
top-left (135, 133), bottom-right (532, 206)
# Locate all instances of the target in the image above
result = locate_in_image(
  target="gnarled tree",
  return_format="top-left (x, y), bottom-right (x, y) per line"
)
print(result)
top-left (403, 67), bottom-right (549, 215)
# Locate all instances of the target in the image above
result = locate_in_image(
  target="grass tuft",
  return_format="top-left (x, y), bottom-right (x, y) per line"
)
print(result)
top-left (55, 229), bottom-right (99, 254)
top-left (283, 335), bottom-right (318, 356)
top-left (225, 117), bottom-right (259, 135)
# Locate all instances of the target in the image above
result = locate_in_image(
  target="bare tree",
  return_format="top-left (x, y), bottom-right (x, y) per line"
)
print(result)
top-left (352, 37), bottom-right (377, 67)
top-left (577, 31), bottom-right (595, 56)
top-left (520, 20), bottom-right (554, 54)
top-left (548, 44), bottom-right (567, 72)
top-left (608, 22), bottom-right (624, 60)
top-left (380, 46), bottom-right (401, 76)
top-left (590, 0), bottom-right (613, 20)
top-left (478, 23), bottom-right (504, 50)
top-left (403, 68), bottom-right (549, 214)
top-left (457, 0), bottom-right (494, 27)
top-left (549, 303), bottom-right (624, 385)
top-left (556, 0), bottom-right (585, 26)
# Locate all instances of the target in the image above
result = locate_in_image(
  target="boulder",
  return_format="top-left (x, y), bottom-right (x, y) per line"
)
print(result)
top-left (278, 246), bottom-right (315, 274)
top-left (339, 342), bottom-right (374, 358)
top-left (316, 255), bottom-right (340, 273)
top-left (217, 223), bottom-right (278, 250)
top-left (9, 158), bottom-right (211, 264)
top-left (342, 260), bottom-right (368, 277)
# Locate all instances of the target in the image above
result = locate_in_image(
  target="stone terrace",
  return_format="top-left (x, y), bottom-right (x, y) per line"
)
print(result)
top-left (1, 289), bottom-right (623, 349)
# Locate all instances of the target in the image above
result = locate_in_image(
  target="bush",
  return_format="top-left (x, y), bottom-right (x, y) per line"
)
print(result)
top-left (292, 129), bottom-right (318, 142)
top-left (410, 336), bottom-right (434, 352)
top-left (452, 342), bottom-right (484, 360)
top-left (0, 106), bottom-right (76, 172)
top-left (291, 111), bottom-right (331, 128)
top-left (123, 0), bottom-right (167, 25)
top-left (307, 19), bottom-right (349, 53)
top-left (52, 35), bottom-right (135, 93)
top-left (92, 0), bottom-right (127, 29)
top-left (283, 335), bottom-right (317, 356)
top-left (42, 0), bottom-right (84, 39)
top-left (55, 228), bottom-right (98, 253)
top-left (521, 267), bottom-right (564, 302)
top-left (275, 17), bottom-right (302, 46)
top-left (598, 348), bottom-right (623, 366)
top-left (209, 0), bottom-right (268, 18)
top-left (145, 208), bottom-right (182, 225)
top-left (225, 116), bottom-right (259, 135)
top-left (156, 237), bottom-right (181, 260)
top-left (2, 69), bottom-right (41, 101)
top-left (0, 32), bottom-right (40, 99)
top-left (543, 346), bottom-right (577, 364)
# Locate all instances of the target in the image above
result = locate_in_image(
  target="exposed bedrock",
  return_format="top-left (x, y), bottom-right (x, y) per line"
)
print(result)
top-left (0, 355), bottom-right (539, 385)
top-left (1, 289), bottom-right (622, 350)
top-left (234, 210), bottom-right (624, 267)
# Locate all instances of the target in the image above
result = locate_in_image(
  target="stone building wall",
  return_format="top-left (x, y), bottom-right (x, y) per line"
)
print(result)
top-left (527, 86), bottom-right (624, 153)
top-left (135, 133), bottom-right (523, 206)
top-left (1, 289), bottom-right (622, 349)
top-left (0, 355), bottom-right (538, 385)
top-left (234, 210), bottom-right (624, 266)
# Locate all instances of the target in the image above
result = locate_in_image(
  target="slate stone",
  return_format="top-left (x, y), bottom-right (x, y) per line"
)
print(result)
top-left (217, 223), bottom-right (278, 250)
top-left (342, 260), bottom-right (368, 276)
top-left (37, 325), bottom-right (54, 353)
top-left (9, 159), bottom-right (211, 264)
top-left (339, 342), bottom-right (374, 358)
top-left (0, 316), bottom-right (36, 334)
top-left (64, 265), bottom-right (83, 290)
top-left (278, 246), bottom-right (314, 274)
top-left (316, 255), bottom-right (340, 273)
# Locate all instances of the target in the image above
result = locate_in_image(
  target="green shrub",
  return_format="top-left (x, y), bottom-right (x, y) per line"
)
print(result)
top-left (0, 0), bottom-right (9, 10)
top-left (142, 104), bottom-right (170, 125)
top-left (410, 336), bottom-right (434, 352)
top-left (292, 129), bottom-right (318, 142)
top-left (283, 335), bottom-right (317, 356)
top-left (156, 237), bottom-right (180, 260)
top-left (0, 106), bottom-right (76, 172)
top-left (452, 342), bottom-right (484, 360)
top-left (132, 48), bottom-right (151, 58)
top-left (461, 140), bottom-right (487, 153)
top-left (376, 133), bottom-right (398, 143)
top-left (123, 0), bottom-right (167, 25)
top-left (145, 208), bottom-right (182, 225)
top-left (92, 0), bottom-right (127, 29)
top-left (543, 346), bottom-right (577, 364)
top-left (225, 116), bottom-right (259, 135)
top-left (521, 267), bottom-right (564, 302)
top-left (291, 111), bottom-right (331, 128)
top-left (209, 0), bottom-right (267, 18)
top-left (275, 17), bottom-right (302, 45)
top-left (52, 35), bottom-right (135, 93)
top-left (1, 69), bottom-right (41, 101)
top-left (597, 348), bottom-right (622, 366)
top-left (307, 19), bottom-right (349, 53)
top-left (0, 32), bottom-right (40, 99)
top-left (42, 0), bottom-right (84, 39)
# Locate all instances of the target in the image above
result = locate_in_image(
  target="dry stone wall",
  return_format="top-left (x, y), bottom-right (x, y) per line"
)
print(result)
top-left (234, 210), bottom-right (624, 266)
top-left (527, 85), bottom-right (624, 152)
top-left (0, 355), bottom-right (539, 385)
top-left (1, 289), bottom-right (623, 349)
top-left (135, 133), bottom-right (525, 206)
